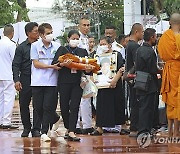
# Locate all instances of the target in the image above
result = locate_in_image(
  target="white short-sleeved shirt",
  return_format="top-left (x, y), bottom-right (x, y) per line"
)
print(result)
top-left (0, 36), bottom-right (16, 80)
top-left (78, 31), bottom-right (89, 52)
top-left (30, 39), bottom-right (60, 86)
top-left (112, 41), bottom-right (126, 60)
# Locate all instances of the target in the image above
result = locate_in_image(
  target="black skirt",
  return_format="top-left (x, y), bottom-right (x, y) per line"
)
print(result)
top-left (96, 80), bottom-right (126, 127)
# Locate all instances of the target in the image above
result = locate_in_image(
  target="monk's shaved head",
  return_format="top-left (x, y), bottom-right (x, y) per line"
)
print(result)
top-left (130, 23), bottom-right (143, 35)
top-left (170, 13), bottom-right (180, 25)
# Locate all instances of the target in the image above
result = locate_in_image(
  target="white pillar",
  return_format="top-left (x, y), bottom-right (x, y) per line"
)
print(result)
top-left (124, 0), bottom-right (142, 35)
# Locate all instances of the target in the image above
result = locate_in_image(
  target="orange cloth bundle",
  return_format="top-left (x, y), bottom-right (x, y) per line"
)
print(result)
top-left (58, 53), bottom-right (100, 73)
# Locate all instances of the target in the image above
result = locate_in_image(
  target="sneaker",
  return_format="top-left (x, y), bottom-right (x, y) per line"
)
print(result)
top-left (52, 118), bottom-right (61, 131)
top-left (31, 130), bottom-right (41, 137)
top-left (41, 134), bottom-right (51, 142)
top-left (21, 129), bottom-right (31, 137)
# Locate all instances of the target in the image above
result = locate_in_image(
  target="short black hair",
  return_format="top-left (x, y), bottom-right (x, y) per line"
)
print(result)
top-left (25, 22), bottom-right (38, 36)
top-left (3, 24), bottom-right (14, 36)
top-left (105, 25), bottom-right (116, 30)
top-left (79, 15), bottom-right (90, 24)
top-left (100, 36), bottom-right (113, 44)
top-left (144, 28), bottom-right (156, 42)
top-left (130, 23), bottom-right (142, 35)
top-left (38, 23), bottom-right (52, 34)
top-left (88, 34), bottom-right (94, 38)
top-left (68, 30), bottom-right (80, 38)
top-left (117, 34), bottom-right (125, 43)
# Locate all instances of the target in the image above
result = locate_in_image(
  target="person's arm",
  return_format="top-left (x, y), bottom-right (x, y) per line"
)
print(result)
top-left (132, 44), bottom-right (140, 64)
top-left (109, 52), bottom-right (125, 88)
top-left (31, 43), bottom-right (61, 70)
top-left (148, 51), bottom-right (159, 74)
top-left (109, 67), bottom-right (124, 88)
top-left (9, 43), bottom-right (16, 61)
top-left (12, 45), bottom-right (23, 91)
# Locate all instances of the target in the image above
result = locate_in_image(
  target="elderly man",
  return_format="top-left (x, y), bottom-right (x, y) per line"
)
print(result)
top-left (75, 16), bottom-right (94, 135)
top-left (0, 24), bottom-right (17, 129)
top-left (158, 13), bottom-right (180, 137)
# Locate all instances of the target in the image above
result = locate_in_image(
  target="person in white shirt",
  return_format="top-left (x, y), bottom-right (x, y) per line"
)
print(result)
top-left (76, 16), bottom-right (94, 134)
top-left (105, 26), bottom-right (126, 60)
top-left (78, 16), bottom-right (90, 52)
top-left (104, 26), bottom-right (125, 133)
top-left (31, 23), bottom-right (61, 142)
top-left (0, 24), bottom-right (17, 129)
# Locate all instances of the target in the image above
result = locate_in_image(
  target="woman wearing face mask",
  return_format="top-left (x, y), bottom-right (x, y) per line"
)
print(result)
top-left (52, 30), bottom-right (93, 141)
top-left (90, 36), bottom-right (126, 135)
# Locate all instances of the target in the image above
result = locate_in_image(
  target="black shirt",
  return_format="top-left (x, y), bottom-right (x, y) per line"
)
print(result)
top-left (126, 40), bottom-right (140, 71)
top-left (135, 42), bottom-right (158, 95)
top-left (52, 45), bottom-right (88, 84)
top-left (12, 39), bottom-right (32, 82)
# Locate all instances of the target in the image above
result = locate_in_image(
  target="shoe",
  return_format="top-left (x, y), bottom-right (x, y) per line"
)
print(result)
top-left (64, 133), bottom-right (69, 139)
top-left (2, 125), bottom-right (18, 129)
top-left (110, 129), bottom-right (119, 133)
top-left (52, 118), bottom-right (61, 131)
top-left (120, 129), bottom-right (130, 135)
top-left (82, 127), bottom-right (95, 134)
top-left (103, 129), bottom-right (111, 133)
top-left (32, 130), bottom-right (41, 137)
top-left (90, 130), bottom-right (103, 136)
top-left (41, 134), bottom-right (51, 142)
top-left (21, 129), bottom-right (31, 137)
top-left (75, 128), bottom-right (83, 134)
top-left (67, 135), bottom-right (81, 142)
top-left (129, 131), bottom-right (138, 137)
top-left (103, 129), bottom-right (119, 133)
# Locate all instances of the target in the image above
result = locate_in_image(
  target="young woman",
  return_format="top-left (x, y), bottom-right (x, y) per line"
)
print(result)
top-left (52, 30), bottom-right (93, 141)
top-left (91, 36), bottom-right (126, 135)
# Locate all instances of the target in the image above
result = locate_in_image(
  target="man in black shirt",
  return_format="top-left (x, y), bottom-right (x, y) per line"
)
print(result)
top-left (126, 23), bottom-right (144, 137)
top-left (135, 28), bottom-right (158, 135)
top-left (12, 22), bottom-right (41, 137)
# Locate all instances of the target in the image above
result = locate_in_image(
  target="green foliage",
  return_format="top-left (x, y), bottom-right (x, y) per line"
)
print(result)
top-left (0, 0), bottom-right (29, 27)
top-left (0, 0), bottom-right (15, 27)
top-left (56, 32), bottom-right (68, 46)
top-left (53, 0), bottom-right (124, 36)
top-left (163, 0), bottom-right (180, 15)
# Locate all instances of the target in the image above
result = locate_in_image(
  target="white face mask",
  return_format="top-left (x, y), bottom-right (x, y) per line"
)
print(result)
top-left (97, 45), bottom-right (109, 54)
top-left (69, 39), bottom-right (80, 48)
top-left (44, 34), bottom-right (53, 42)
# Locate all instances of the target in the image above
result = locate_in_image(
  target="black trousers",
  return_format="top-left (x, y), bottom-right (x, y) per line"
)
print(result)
top-left (19, 74), bottom-right (40, 131)
top-left (129, 85), bottom-right (139, 131)
top-left (59, 83), bottom-right (83, 132)
top-left (153, 92), bottom-right (160, 128)
top-left (138, 92), bottom-right (156, 134)
top-left (32, 86), bottom-right (59, 134)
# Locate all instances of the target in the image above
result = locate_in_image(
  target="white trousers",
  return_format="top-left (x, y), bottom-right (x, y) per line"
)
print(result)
top-left (0, 80), bottom-right (16, 125)
top-left (76, 97), bottom-right (92, 129)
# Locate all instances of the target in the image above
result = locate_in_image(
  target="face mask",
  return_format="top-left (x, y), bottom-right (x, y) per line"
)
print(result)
top-left (69, 39), bottom-right (80, 47)
top-left (97, 45), bottom-right (109, 54)
top-left (44, 34), bottom-right (53, 42)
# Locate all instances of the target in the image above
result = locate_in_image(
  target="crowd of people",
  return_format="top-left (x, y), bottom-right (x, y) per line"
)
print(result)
top-left (0, 12), bottom-right (179, 142)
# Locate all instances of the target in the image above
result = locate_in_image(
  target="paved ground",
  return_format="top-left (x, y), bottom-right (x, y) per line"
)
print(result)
top-left (1, 100), bottom-right (180, 153)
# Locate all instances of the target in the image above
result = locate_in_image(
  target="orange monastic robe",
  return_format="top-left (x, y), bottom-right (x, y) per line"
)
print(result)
top-left (158, 29), bottom-right (180, 120)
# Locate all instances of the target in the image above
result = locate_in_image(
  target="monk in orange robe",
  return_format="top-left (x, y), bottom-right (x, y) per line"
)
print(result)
top-left (158, 13), bottom-right (180, 137)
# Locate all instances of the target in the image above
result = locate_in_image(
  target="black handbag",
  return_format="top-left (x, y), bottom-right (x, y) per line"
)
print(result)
top-left (134, 71), bottom-right (151, 91)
